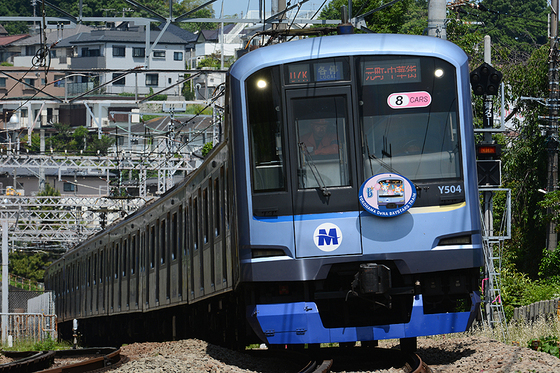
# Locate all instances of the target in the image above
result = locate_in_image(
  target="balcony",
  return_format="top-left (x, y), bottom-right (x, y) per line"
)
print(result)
top-left (69, 56), bottom-right (106, 69)
top-left (67, 82), bottom-right (95, 96)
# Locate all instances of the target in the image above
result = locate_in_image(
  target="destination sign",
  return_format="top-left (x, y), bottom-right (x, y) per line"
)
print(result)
top-left (288, 64), bottom-right (310, 84)
top-left (362, 59), bottom-right (421, 85)
top-left (286, 59), bottom-right (348, 84)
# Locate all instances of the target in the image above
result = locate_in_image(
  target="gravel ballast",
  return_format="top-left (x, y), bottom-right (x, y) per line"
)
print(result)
top-left (111, 336), bottom-right (560, 373)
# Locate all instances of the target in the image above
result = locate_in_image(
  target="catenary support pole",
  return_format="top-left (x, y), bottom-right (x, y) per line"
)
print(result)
top-left (2, 220), bottom-right (8, 344)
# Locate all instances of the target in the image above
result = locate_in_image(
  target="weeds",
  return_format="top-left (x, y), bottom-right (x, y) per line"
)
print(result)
top-left (2, 336), bottom-right (71, 351)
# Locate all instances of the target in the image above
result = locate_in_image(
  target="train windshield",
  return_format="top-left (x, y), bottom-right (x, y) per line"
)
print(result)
top-left (358, 56), bottom-right (462, 182)
top-left (247, 66), bottom-right (286, 192)
top-left (293, 95), bottom-right (350, 189)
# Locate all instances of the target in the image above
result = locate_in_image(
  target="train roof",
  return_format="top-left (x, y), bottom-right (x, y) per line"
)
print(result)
top-left (229, 33), bottom-right (468, 81)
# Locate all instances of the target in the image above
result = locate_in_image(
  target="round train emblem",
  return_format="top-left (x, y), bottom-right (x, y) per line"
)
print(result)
top-left (359, 173), bottom-right (416, 217)
top-left (313, 223), bottom-right (343, 252)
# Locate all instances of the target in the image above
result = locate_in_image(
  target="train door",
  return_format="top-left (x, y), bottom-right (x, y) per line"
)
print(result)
top-left (285, 87), bottom-right (362, 258)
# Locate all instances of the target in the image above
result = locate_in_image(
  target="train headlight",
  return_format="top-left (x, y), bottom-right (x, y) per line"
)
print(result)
top-left (434, 69), bottom-right (444, 78)
top-left (256, 79), bottom-right (267, 89)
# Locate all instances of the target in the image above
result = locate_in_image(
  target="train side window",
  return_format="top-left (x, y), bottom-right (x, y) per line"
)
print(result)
top-left (131, 235), bottom-right (136, 275)
top-left (187, 199), bottom-right (192, 257)
top-left (246, 66), bottom-right (285, 192)
top-left (93, 253), bottom-right (97, 285)
top-left (172, 212), bottom-right (178, 260)
top-left (193, 197), bottom-right (199, 251)
top-left (100, 250), bottom-right (104, 284)
top-left (214, 177), bottom-right (220, 237)
top-left (225, 167), bottom-right (229, 228)
top-left (123, 238), bottom-right (128, 277)
top-left (150, 225), bottom-right (156, 269)
top-left (161, 219), bottom-right (166, 265)
top-left (203, 187), bottom-right (209, 244)
top-left (115, 243), bottom-right (119, 279)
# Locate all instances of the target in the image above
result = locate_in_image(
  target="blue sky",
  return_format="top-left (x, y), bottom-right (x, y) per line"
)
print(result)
top-left (216, 0), bottom-right (331, 17)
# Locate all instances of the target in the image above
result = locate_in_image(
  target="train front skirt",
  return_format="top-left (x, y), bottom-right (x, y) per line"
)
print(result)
top-left (247, 293), bottom-right (481, 345)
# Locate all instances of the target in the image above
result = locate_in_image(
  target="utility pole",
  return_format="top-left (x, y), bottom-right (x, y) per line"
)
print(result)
top-left (546, 0), bottom-right (559, 251)
top-left (427, 0), bottom-right (447, 39)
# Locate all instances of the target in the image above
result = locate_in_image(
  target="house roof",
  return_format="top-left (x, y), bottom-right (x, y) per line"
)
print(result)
top-left (0, 34), bottom-right (30, 47)
top-left (55, 25), bottom-right (188, 48)
top-left (11, 24), bottom-right (92, 47)
top-left (158, 23), bottom-right (197, 46)
top-left (198, 24), bottom-right (237, 43)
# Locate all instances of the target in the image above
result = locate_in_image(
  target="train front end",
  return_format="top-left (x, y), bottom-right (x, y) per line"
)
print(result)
top-left (228, 34), bottom-right (483, 346)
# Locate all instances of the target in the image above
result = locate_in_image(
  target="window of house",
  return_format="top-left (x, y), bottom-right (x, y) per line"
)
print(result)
top-left (153, 50), bottom-right (165, 58)
top-left (0, 78), bottom-right (6, 88)
top-left (24, 78), bottom-right (36, 87)
top-left (133, 48), bottom-right (145, 57)
top-left (26, 46), bottom-right (35, 56)
top-left (174, 52), bottom-right (183, 61)
top-left (64, 183), bottom-right (76, 192)
top-left (146, 74), bottom-right (159, 86)
top-left (54, 75), bottom-right (65, 87)
top-left (113, 45), bottom-right (126, 57)
top-left (112, 73), bottom-right (125, 86)
top-left (82, 48), bottom-right (100, 57)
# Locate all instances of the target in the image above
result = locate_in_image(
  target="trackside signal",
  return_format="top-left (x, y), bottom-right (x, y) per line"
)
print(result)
top-left (470, 62), bottom-right (502, 96)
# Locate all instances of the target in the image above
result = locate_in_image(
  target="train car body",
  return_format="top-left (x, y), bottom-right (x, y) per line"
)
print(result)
top-left (45, 33), bottom-right (482, 349)
top-left (229, 33), bottom-right (482, 346)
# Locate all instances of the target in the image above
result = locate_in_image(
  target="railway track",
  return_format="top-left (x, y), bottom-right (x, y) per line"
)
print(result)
top-left (0, 347), bottom-right (122, 373)
top-left (296, 346), bottom-right (432, 373)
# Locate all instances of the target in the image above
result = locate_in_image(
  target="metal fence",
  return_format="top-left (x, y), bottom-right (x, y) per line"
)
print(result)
top-left (0, 313), bottom-right (57, 342)
top-left (0, 290), bottom-right (57, 343)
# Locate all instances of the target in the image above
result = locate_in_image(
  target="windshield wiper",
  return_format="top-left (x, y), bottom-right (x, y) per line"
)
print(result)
top-left (298, 142), bottom-right (331, 196)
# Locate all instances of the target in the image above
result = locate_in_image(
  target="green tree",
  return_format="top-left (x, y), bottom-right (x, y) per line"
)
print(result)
top-left (9, 252), bottom-right (51, 283)
top-left (320, 0), bottom-right (410, 33)
top-left (499, 45), bottom-right (549, 277)
top-left (457, 0), bottom-right (548, 55)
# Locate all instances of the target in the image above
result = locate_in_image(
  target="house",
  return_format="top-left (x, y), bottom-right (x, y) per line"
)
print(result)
top-left (9, 23), bottom-right (93, 69)
top-left (0, 166), bottom-right (111, 197)
top-left (0, 24), bottom-right (29, 63)
top-left (192, 23), bottom-right (244, 68)
top-left (0, 66), bottom-right (66, 130)
top-left (52, 22), bottom-right (189, 99)
top-left (158, 23), bottom-right (197, 69)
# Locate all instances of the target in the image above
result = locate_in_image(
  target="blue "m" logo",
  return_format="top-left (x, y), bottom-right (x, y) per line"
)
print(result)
top-left (317, 228), bottom-right (339, 246)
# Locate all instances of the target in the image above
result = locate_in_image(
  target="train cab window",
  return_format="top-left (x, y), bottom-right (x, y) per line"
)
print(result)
top-left (293, 96), bottom-right (350, 189)
top-left (358, 56), bottom-right (461, 182)
top-left (246, 66), bottom-right (285, 192)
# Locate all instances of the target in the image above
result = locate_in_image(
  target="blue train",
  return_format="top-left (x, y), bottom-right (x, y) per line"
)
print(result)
top-left (45, 33), bottom-right (482, 350)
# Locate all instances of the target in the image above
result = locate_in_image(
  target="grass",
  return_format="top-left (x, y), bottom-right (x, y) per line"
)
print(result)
top-left (460, 318), bottom-right (560, 348)
top-left (2, 337), bottom-right (72, 351)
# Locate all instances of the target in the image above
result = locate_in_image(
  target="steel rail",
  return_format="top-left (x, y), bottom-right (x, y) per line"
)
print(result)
top-left (0, 347), bottom-right (121, 373)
